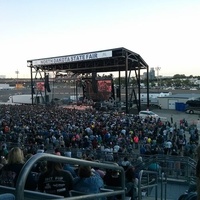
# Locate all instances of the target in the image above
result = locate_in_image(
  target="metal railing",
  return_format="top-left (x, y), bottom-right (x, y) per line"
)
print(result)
top-left (138, 170), bottom-right (167, 200)
top-left (160, 172), bottom-right (167, 200)
top-left (15, 153), bottom-right (126, 200)
top-left (138, 170), bottom-right (158, 200)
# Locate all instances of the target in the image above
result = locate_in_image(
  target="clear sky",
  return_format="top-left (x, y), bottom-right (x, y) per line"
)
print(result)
top-left (0, 0), bottom-right (200, 78)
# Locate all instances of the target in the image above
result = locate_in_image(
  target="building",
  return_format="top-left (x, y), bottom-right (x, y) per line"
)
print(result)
top-left (158, 93), bottom-right (200, 110)
top-left (141, 68), bottom-right (156, 80)
top-left (138, 92), bottom-right (172, 104)
top-left (149, 68), bottom-right (156, 80)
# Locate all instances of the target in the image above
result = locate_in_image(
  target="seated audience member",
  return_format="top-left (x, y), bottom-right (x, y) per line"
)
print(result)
top-left (103, 163), bottom-right (121, 187)
top-left (148, 162), bottom-right (161, 172)
top-left (134, 156), bottom-right (145, 179)
top-left (0, 147), bottom-right (37, 190)
top-left (121, 156), bottom-right (131, 171)
top-left (103, 163), bottom-right (122, 200)
top-left (63, 151), bottom-right (77, 178)
top-left (85, 157), bottom-right (105, 179)
top-left (63, 163), bottom-right (77, 178)
top-left (93, 164), bottom-right (105, 179)
top-left (73, 165), bottom-right (104, 195)
top-left (38, 161), bottom-right (73, 197)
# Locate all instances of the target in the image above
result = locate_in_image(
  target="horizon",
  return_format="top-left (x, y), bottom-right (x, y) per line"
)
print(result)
top-left (0, 73), bottom-right (199, 80)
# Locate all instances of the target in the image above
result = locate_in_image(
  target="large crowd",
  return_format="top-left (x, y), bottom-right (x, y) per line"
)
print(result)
top-left (0, 104), bottom-right (199, 158)
top-left (0, 104), bottom-right (199, 199)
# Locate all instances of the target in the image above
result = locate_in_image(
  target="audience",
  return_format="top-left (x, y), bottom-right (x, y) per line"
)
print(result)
top-left (0, 104), bottom-right (199, 200)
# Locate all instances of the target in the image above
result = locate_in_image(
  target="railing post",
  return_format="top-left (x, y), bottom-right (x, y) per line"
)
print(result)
top-left (161, 172), bottom-right (164, 200)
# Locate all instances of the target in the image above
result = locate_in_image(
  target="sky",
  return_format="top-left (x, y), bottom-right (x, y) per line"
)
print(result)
top-left (0, 0), bottom-right (200, 78)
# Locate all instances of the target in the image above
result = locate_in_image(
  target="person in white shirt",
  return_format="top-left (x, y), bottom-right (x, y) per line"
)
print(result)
top-left (165, 140), bottom-right (172, 155)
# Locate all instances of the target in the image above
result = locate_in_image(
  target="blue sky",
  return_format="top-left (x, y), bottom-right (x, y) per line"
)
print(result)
top-left (0, 0), bottom-right (200, 78)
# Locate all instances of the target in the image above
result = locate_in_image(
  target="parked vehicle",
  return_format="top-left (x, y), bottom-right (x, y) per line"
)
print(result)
top-left (139, 110), bottom-right (167, 121)
top-left (185, 98), bottom-right (200, 114)
top-left (139, 110), bottom-right (159, 118)
top-left (7, 94), bottom-right (46, 104)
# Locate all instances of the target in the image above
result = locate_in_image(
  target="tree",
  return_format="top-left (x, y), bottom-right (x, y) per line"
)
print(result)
top-left (173, 74), bottom-right (186, 79)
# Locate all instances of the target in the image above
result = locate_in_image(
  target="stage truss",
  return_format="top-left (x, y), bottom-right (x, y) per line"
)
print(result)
top-left (27, 47), bottom-right (150, 113)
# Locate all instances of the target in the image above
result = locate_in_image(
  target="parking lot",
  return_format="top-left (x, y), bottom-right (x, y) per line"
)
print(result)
top-left (152, 108), bottom-right (200, 126)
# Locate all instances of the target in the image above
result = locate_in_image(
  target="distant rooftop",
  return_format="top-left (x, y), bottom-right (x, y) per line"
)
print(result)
top-left (158, 93), bottom-right (200, 99)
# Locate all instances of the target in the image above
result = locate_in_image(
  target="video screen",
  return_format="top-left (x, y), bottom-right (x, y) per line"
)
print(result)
top-left (82, 78), bottom-right (114, 101)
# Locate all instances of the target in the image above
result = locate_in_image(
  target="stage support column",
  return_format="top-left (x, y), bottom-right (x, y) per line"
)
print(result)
top-left (29, 62), bottom-right (34, 105)
top-left (146, 65), bottom-right (150, 110)
top-left (125, 52), bottom-right (129, 114)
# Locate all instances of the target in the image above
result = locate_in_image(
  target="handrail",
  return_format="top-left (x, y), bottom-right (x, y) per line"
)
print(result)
top-left (138, 170), bottom-right (159, 200)
top-left (160, 172), bottom-right (167, 200)
top-left (15, 153), bottom-right (126, 200)
top-left (138, 170), bottom-right (167, 200)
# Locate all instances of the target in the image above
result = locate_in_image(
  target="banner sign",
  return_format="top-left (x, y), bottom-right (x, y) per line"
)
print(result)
top-left (32, 50), bottom-right (112, 66)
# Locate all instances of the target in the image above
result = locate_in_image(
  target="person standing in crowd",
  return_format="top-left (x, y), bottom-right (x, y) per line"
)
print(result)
top-left (38, 161), bottom-right (73, 197)
top-left (133, 134), bottom-right (139, 149)
top-left (171, 115), bottom-right (174, 125)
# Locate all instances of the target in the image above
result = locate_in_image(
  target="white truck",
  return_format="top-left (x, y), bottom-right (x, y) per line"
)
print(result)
top-left (0, 84), bottom-right (14, 90)
top-left (7, 94), bottom-right (39, 104)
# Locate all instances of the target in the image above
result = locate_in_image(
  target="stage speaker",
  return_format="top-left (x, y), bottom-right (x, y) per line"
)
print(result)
top-left (45, 74), bottom-right (51, 92)
top-left (45, 95), bottom-right (49, 103)
top-left (116, 88), bottom-right (120, 98)
top-left (32, 86), bottom-right (35, 94)
top-left (36, 96), bottom-right (40, 104)
top-left (92, 72), bottom-right (98, 93)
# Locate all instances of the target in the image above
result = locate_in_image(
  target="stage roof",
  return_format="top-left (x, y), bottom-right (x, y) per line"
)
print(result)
top-left (27, 47), bottom-right (148, 74)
